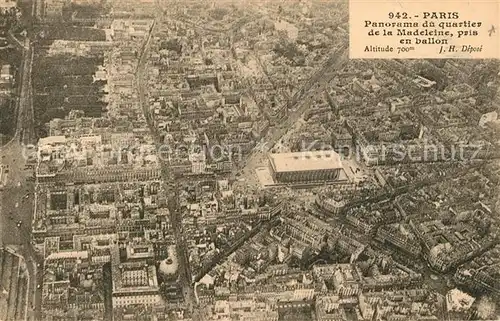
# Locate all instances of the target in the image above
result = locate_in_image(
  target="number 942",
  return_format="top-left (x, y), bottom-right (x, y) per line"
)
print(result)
top-left (388, 12), bottom-right (408, 19)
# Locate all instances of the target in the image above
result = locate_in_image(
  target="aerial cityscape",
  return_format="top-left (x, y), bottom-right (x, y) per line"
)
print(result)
top-left (0, 0), bottom-right (499, 320)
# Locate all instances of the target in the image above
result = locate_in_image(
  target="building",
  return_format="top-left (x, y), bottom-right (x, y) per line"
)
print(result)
top-left (41, 251), bottom-right (106, 320)
top-left (0, 64), bottom-right (13, 93)
top-left (268, 151), bottom-right (345, 183)
top-left (413, 75), bottom-right (436, 89)
top-left (189, 151), bottom-right (207, 174)
top-left (446, 288), bottom-right (475, 320)
top-left (479, 111), bottom-right (498, 128)
top-left (315, 196), bottom-right (346, 215)
top-left (0, 65), bottom-right (12, 81)
top-left (0, 0), bottom-right (16, 10)
top-left (111, 246), bottom-right (162, 308)
top-left (41, 0), bottom-right (67, 20)
top-left (332, 130), bottom-right (353, 152)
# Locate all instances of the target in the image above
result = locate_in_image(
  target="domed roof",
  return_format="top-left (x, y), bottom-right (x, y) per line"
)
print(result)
top-left (159, 245), bottom-right (179, 275)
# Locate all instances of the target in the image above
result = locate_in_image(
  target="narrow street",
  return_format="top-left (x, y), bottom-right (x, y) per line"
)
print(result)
top-left (135, 11), bottom-right (195, 311)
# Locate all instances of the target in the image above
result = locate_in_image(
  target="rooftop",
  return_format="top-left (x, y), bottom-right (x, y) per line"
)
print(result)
top-left (269, 151), bottom-right (343, 173)
top-left (111, 246), bottom-right (159, 294)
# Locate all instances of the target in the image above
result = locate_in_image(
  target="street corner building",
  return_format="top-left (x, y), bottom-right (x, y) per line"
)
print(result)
top-left (268, 151), bottom-right (347, 184)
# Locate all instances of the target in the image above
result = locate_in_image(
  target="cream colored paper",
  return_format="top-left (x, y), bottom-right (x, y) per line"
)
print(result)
top-left (350, 0), bottom-right (499, 59)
